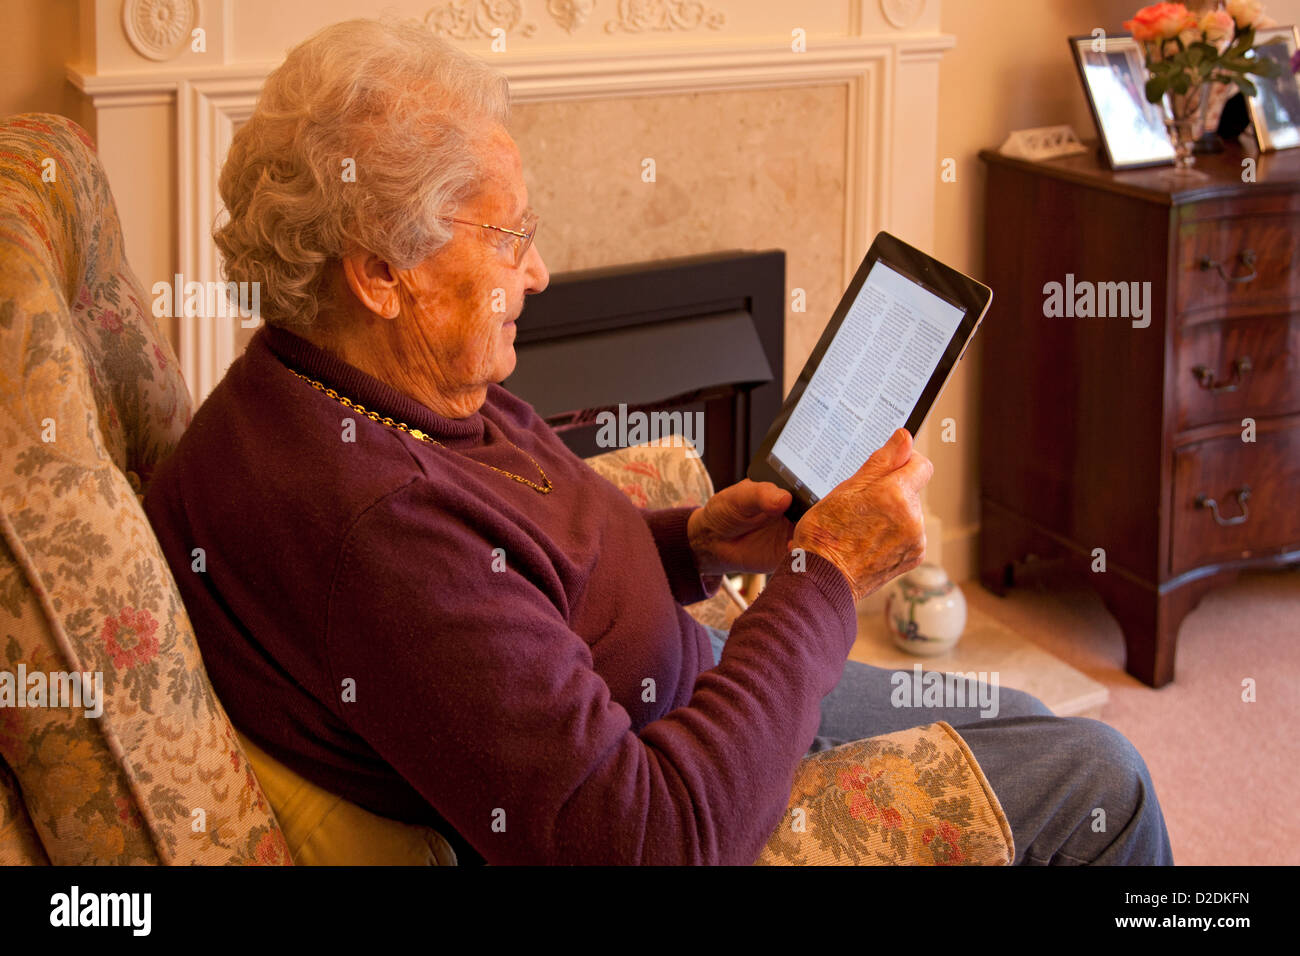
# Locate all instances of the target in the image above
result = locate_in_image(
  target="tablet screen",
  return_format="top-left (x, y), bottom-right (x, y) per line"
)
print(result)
top-left (749, 231), bottom-right (991, 516)
top-left (768, 261), bottom-right (967, 501)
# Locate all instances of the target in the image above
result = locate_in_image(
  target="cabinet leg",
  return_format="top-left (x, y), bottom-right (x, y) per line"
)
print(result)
top-left (1094, 574), bottom-right (1217, 688)
top-left (980, 508), bottom-right (1014, 596)
top-left (979, 502), bottom-right (1046, 596)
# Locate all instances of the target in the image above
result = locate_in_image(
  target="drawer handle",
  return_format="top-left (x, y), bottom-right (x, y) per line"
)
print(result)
top-left (1192, 356), bottom-right (1253, 393)
top-left (1199, 249), bottom-right (1258, 285)
top-left (1195, 485), bottom-right (1251, 527)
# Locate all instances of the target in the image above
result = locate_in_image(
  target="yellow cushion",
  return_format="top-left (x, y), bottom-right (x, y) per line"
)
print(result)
top-left (235, 731), bottom-right (456, 866)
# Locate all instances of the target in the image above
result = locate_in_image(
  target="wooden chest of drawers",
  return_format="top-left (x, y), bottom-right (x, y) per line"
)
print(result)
top-left (978, 144), bottom-right (1300, 687)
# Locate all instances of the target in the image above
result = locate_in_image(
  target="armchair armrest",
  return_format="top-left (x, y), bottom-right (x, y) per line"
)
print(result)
top-left (757, 722), bottom-right (1014, 866)
top-left (584, 436), bottom-right (714, 510)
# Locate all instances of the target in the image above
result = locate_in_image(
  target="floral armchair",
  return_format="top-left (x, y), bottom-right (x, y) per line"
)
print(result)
top-left (0, 113), bottom-right (289, 864)
top-left (0, 113), bottom-right (1013, 866)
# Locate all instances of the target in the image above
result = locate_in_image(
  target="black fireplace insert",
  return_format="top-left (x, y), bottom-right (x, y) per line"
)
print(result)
top-left (502, 250), bottom-right (786, 491)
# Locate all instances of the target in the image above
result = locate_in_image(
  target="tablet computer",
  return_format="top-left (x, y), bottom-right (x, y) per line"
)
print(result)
top-left (748, 231), bottom-right (993, 519)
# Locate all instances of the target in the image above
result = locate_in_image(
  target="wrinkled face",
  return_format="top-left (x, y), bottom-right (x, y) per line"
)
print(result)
top-left (399, 125), bottom-right (549, 392)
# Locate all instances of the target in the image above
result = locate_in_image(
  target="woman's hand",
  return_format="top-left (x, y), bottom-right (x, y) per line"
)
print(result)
top-left (792, 428), bottom-right (932, 602)
top-left (687, 480), bottom-right (795, 576)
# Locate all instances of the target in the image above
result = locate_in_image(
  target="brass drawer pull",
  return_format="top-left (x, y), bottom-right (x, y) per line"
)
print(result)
top-left (1199, 249), bottom-right (1258, 285)
top-left (1192, 356), bottom-right (1253, 393)
top-left (1195, 485), bottom-right (1251, 526)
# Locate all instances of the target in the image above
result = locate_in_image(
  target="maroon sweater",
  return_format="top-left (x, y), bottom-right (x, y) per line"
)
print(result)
top-left (144, 324), bottom-right (857, 865)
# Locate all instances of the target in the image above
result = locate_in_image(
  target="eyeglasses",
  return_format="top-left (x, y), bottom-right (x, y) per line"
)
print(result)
top-left (446, 208), bottom-right (540, 267)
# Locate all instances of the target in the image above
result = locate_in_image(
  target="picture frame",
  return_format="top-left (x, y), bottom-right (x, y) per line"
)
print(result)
top-left (1070, 34), bottom-right (1177, 170)
top-left (1246, 26), bottom-right (1300, 152)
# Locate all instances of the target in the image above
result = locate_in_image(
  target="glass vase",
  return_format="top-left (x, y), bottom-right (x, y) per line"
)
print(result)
top-left (1162, 84), bottom-right (1213, 171)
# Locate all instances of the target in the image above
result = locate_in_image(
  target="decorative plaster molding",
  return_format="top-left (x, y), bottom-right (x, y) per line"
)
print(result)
top-left (176, 77), bottom-right (259, 400)
top-left (122, 0), bottom-right (200, 61)
top-left (67, 61), bottom-right (273, 108)
top-left (604, 0), bottom-right (725, 34)
top-left (880, 0), bottom-right (925, 30)
top-left (424, 0), bottom-right (537, 40)
top-left (547, 0), bottom-right (595, 34)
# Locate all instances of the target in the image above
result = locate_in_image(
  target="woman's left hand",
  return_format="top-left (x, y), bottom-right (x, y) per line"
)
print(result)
top-left (686, 480), bottom-right (795, 576)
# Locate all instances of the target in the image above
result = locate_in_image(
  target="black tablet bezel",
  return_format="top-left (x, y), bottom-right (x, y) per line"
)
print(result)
top-left (747, 231), bottom-right (992, 520)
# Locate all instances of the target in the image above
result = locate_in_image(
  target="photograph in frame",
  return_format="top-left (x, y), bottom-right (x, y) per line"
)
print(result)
top-left (1070, 34), bottom-right (1177, 170)
top-left (1246, 26), bottom-right (1300, 152)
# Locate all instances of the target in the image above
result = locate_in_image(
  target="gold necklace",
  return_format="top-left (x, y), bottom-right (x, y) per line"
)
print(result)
top-left (291, 370), bottom-right (553, 495)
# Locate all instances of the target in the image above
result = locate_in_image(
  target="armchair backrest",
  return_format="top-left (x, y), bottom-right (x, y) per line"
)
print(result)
top-left (0, 113), bottom-right (290, 864)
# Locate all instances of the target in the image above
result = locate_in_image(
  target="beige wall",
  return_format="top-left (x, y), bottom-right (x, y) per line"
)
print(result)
top-left (0, 1), bottom-right (93, 132)
top-left (931, 0), bottom-right (1300, 581)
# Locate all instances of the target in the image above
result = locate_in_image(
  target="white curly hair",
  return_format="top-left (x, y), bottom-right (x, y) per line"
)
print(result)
top-left (214, 18), bottom-right (510, 330)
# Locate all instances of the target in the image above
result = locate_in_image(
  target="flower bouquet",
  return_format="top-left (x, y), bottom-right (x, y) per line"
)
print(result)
top-left (1126, 0), bottom-right (1282, 168)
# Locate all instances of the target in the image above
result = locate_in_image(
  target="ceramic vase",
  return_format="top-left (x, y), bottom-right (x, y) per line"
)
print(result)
top-left (884, 563), bottom-right (967, 657)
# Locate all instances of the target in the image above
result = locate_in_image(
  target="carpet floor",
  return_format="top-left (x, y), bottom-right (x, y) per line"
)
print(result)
top-left (964, 564), bottom-right (1300, 865)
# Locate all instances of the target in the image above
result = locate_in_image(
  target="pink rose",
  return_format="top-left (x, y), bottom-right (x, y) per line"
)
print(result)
top-left (1226, 0), bottom-right (1264, 30)
top-left (98, 309), bottom-right (123, 333)
top-left (253, 830), bottom-right (291, 866)
top-left (1200, 9), bottom-right (1235, 48)
top-left (100, 606), bottom-right (160, 670)
top-left (1125, 2), bottom-right (1198, 42)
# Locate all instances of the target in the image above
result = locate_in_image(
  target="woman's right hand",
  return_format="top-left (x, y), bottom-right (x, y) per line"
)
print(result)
top-left (790, 428), bottom-right (933, 602)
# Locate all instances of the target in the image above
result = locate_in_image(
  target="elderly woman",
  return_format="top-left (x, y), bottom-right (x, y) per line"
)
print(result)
top-left (145, 18), bottom-right (1172, 866)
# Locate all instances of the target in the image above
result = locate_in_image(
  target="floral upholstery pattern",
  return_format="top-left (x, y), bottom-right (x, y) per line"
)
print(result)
top-left (757, 722), bottom-right (1013, 865)
top-left (0, 114), bottom-right (288, 865)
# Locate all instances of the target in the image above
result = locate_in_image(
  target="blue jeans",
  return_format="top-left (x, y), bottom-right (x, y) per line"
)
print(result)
top-left (706, 627), bottom-right (1173, 865)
